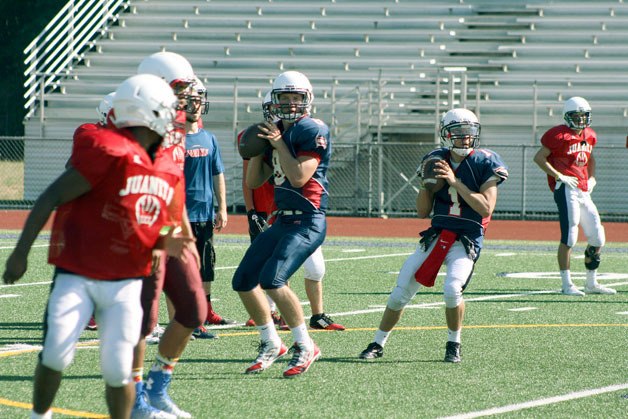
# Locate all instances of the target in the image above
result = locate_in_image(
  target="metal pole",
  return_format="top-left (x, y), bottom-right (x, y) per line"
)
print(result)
top-left (231, 79), bottom-right (239, 213)
top-left (521, 145), bottom-right (527, 219)
top-left (355, 87), bottom-right (361, 215)
top-left (435, 69), bottom-right (441, 144)
top-left (532, 82), bottom-right (538, 144)
top-left (377, 70), bottom-right (384, 217)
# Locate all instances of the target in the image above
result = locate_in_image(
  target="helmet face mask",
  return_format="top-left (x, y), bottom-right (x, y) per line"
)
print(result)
top-left (271, 71), bottom-right (313, 121)
top-left (96, 92), bottom-right (115, 125)
top-left (563, 97), bottom-right (591, 130)
top-left (185, 77), bottom-right (209, 116)
top-left (262, 90), bottom-right (278, 122)
top-left (111, 74), bottom-right (177, 138)
top-left (440, 108), bottom-right (481, 157)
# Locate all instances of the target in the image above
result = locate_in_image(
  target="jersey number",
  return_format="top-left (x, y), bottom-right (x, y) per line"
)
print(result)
top-left (448, 186), bottom-right (461, 216)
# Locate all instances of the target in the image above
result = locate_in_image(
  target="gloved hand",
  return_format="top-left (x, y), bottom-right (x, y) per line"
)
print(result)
top-left (247, 210), bottom-right (268, 241)
top-left (557, 173), bottom-right (579, 189)
top-left (587, 176), bottom-right (597, 193)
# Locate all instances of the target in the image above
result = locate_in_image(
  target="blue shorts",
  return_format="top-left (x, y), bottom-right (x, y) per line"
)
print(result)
top-left (232, 212), bottom-right (326, 292)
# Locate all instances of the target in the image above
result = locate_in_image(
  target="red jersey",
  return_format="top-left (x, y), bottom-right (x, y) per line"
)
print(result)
top-left (49, 127), bottom-right (183, 279)
top-left (237, 129), bottom-right (276, 215)
top-left (541, 124), bottom-right (596, 192)
top-left (160, 109), bottom-right (188, 223)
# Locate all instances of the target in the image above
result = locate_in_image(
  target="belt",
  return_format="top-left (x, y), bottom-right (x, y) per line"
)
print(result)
top-left (274, 209), bottom-right (304, 216)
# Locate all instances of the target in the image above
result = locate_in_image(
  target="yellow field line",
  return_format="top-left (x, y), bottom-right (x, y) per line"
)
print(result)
top-left (0, 398), bottom-right (107, 418)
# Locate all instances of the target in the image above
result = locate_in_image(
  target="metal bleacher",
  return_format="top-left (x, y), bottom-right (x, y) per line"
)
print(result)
top-left (22, 0), bottom-right (628, 212)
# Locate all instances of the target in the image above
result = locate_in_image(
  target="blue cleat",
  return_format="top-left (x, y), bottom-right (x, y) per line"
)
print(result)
top-left (131, 381), bottom-right (176, 419)
top-left (145, 368), bottom-right (191, 418)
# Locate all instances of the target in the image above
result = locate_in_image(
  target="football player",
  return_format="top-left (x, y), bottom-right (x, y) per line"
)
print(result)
top-left (2, 74), bottom-right (188, 419)
top-left (240, 91), bottom-right (344, 331)
top-left (359, 108), bottom-right (508, 363)
top-left (533, 97), bottom-right (615, 296)
top-left (233, 71), bottom-right (330, 377)
top-left (132, 51), bottom-right (207, 419)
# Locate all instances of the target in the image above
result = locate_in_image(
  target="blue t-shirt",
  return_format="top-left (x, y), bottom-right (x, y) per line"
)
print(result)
top-left (264, 116), bottom-right (331, 213)
top-left (421, 147), bottom-right (508, 247)
top-left (184, 129), bottom-right (224, 223)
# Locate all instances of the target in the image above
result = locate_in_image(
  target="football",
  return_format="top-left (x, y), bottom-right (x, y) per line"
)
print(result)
top-left (238, 123), bottom-right (270, 158)
top-left (420, 156), bottom-right (447, 192)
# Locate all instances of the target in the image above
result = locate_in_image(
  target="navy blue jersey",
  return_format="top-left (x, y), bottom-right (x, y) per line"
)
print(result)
top-left (184, 129), bottom-right (225, 223)
top-left (265, 116), bottom-right (331, 213)
top-left (421, 147), bottom-right (508, 246)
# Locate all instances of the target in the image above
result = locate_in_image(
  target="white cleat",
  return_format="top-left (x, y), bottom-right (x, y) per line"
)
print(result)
top-left (562, 285), bottom-right (585, 296)
top-left (584, 284), bottom-right (617, 295)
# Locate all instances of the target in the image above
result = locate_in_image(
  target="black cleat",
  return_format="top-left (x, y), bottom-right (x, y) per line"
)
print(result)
top-left (444, 341), bottom-right (461, 363)
top-left (359, 342), bottom-right (384, 360)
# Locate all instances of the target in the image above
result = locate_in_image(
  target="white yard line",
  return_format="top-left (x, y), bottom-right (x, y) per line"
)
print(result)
top-left (440, 382), bottom-right (628, 419)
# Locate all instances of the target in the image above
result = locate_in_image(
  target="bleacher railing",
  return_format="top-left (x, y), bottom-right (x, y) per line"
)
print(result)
top-left (23, 0), bottom-right (130, 118)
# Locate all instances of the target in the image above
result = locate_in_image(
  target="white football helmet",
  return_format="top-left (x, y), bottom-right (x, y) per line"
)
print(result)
top-left (187, 76), bottom-right (209, 115)
top-left (440, 108), bottom-right (481, 157)
top-left (262, 90), bottom-right (276, 122)
top-left (563, 96), bottom-right (591, 129)
top-left (96, 91), bottom-right (115, 125)
top-left (111, 74), bottom-right (177, 137)
top-left (137, 51), bottom-right (195, 93)
top-left (271, 71), bottom-right (313, 121)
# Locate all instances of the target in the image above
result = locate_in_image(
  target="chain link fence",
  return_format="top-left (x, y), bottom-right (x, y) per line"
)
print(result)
top-left (1, 136), bottom-right (627, 221)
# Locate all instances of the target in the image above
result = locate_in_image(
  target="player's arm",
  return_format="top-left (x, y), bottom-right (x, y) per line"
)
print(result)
top-left (533, 146), bottom-right (561, 178)
top-left (416, 189), bottom-right (434, 218)
top-left (242, 159), bottom-right (256, 212)
top-left (3, 168), bottom-right (92, 284)
top-left (245, 154), bottom-right (272, 189)
top-left (213, 172), bottom-right (227, 231)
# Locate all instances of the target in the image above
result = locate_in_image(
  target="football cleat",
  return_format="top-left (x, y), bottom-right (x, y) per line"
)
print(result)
top-left (309, 313), bottom-right (346, 331)
top-left (562, 285), bottom-right (585, 297)
top-left (444, 341), bottom-right (461, 363)
top-left (192, 326), bottom-right (218, 340)
top-left (283, 342), bottom-right (321, 378)
top-left (359, 342), bottom-right (384, 360)
top-left (245, 340), bottom-right (288, 374)
top-left (245, 318), bottom-right (256, 327)
top-left (204, 311), bottom-right (237, 326)
top-left (146, 370), bottom-right (191, 419)
top-left (131, 381), bottom-right (176, 419)
top-left (271, 311), bottom-right (282, 325)
top-left (584, 284), bottom-right (617, 295)
top-left (86, 316), bottom-right (98, 331)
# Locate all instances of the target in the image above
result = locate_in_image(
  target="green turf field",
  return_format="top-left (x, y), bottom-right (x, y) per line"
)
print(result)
top-left (0, 233), bottom-right (626, 418)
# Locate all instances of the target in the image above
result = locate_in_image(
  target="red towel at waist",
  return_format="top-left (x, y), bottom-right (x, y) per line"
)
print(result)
top-left (414, 229), bottom-right (458, 287)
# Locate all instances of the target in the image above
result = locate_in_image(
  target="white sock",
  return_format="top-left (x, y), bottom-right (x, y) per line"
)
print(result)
top-left (290, 323), bottom-right (312, 349)
top-left (374, 329), bottom-right (390, 347)
top-left (256, 322), bottom-right (280, 344)
top-left (560, 270), bottom-right (573, 288)
top-left (448, 328), bottom-right (461, 343)
top-left (31, 410), bottom-right (52, 419)
top-left (266, 294), bottom-right (277, 312)
top-left (585, 270), bottom-right (598, 288)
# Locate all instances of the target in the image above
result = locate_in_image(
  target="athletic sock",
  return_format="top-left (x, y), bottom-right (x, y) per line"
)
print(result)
top-left (153, 352), bottom-right (178, 373)
top-left (585, 269), bottom-right (598, 288)
top-left (30, 410), bottom-right (52, 419)
top-left (132, 367), bottom-right (144, 383)
top-left (374, 329), bottom-right (390, 347)
top-left (560, 270), bottom-right (573, 288)
top-left (448, 328), bottom-right (461, 343)
top-left (257, 321), bottom-right (280, 344)
top-left (290, 323), bottom-right (313, 349)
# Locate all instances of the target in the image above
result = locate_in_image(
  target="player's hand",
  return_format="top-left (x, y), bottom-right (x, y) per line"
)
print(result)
top-left (557, 174), bottom-right (579, 189)
top-left (434, 160), bottom-right (456, 185)
top-left (150, 249), bottom-right (164, 275)
top-left (587, 176), bottom-right (596, 193)
top-left (247, 210), bottom-right (268, 240)
top-left (3, 250), bottom-right (27, 284)
top-left (160, 227), bottom-right (196, 260)
top-left (259, 121), bottom-right (283, 148)
top-left (213, 210), bottom-right (227, 232)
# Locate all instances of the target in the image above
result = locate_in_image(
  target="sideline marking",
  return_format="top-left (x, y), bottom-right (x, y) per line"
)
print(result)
top-left (507, 307), bottom-right (538, 312)
top-left (495, 252), bottom-right (516, 257)
top-left (440, 382), bottom-right (628, 419)
top-left (0, 294), bottom-right (19, 299)
top-left (0, 397), bottom-right (107, 418)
